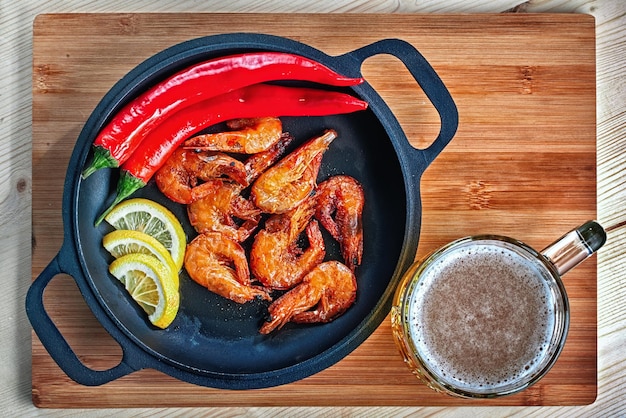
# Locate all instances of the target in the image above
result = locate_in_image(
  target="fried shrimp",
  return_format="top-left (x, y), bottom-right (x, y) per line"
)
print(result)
top-left (251, 129), bottom-right (337, 214)
top-left (186, 133), bottom-right (296, 242)
top-left (184, 232), bottom-right (270, 304)
top-left (244, 132), bottom-right (294, 184)
top-left (315, 175), bottom-right (365, 271)
top-left (183, 117), bottom-right (283, 154)
top-left (259, 261), bottom-right (357, 334)
top-left (187, 179), bottom-right (262, 242)
top-left (250, 196), bottom-right (325, 290)
top-left (155, 147), bottom-right (248, 204)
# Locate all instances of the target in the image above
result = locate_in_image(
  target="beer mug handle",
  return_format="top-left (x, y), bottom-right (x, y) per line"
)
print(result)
top-left (541, 221), bottom-right (607, 276)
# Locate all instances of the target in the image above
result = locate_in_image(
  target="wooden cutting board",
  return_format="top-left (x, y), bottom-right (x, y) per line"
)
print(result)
top-left (31, 13), bottom-right (597, 407)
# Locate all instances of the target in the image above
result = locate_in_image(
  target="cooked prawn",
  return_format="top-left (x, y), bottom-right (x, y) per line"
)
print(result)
top-left (183, 117), bottom-right (283, 154)
top-left (259, 261), bottom-right (357, 334)
top-left (155, 147), bottom-right (248, 204)
top-left (186, 133), bottom-right (296, 242)
top-left (187, 179), bottom-right (262, 242)
top-left (184, 232), bottom-right (270, 304)
top-left (251, 129), bottom-right (337, 214)
top-left (315, 175), bottom-right (365, 271)
top-left (244, 132), bottom-right (294, 184)
top-left (250, 196), bottom-right (325, 290)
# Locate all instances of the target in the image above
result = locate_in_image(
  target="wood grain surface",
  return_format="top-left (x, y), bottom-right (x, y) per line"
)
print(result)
top-left (30, 13), bottom-right (600, 408)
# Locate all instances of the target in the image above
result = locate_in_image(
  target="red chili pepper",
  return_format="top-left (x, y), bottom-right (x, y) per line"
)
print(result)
top-left (94, 83), bottom-right (368, 225)
top-left (82, 52), bottom-right (365, 178)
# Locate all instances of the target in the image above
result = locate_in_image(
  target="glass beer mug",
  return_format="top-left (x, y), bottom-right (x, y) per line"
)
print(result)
top-left (391, 221), bottom-right (606, 398)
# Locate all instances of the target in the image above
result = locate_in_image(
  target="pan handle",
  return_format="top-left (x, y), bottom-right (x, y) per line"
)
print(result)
top-left (340, 38), bottom-right (459, 166)
top-left (26, 254), bottom-right (138, 386)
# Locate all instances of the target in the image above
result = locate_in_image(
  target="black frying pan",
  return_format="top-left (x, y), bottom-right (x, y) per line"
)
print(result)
top-left (26, 33), bottom-right (458, 389)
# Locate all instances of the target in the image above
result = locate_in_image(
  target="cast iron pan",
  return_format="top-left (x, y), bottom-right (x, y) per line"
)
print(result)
top-left (26, 33), bottom-right (458, 389)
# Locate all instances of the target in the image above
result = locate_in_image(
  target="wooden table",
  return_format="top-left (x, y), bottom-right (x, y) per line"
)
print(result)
top-left (3, 1), bottom-right (625, 416)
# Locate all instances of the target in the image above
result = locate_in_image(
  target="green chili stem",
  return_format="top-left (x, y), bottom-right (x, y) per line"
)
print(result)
top-left (82, 146), bottom-right (119, 179)
top-left (95, 172), bottom-right (146, 226)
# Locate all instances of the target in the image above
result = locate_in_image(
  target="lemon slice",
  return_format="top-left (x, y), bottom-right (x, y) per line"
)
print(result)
top-left (102, 229), bottom-right (179, 287)
top-left (109, 253), bottom-right (179, 329)
top-left (104, 198), bottom-right (186, 271)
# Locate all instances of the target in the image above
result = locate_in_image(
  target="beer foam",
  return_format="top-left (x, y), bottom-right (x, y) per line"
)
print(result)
top-left (407, 241), bottom-right (557, 393)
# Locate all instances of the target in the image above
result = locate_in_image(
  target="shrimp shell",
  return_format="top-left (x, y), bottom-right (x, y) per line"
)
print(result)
top-left (184, 232), bottom-right (270, 304)
top-left (187, 179), bottom-right (262, 242)
top-left (183, 117), bottom-right (283, 154)
top-left (251, 129), bottom-right (337, 214)
top-left (259, 261), bottom-right (357, 334)
top-left (155, 147), bottom-right (248, 204)
top-left (250, 196), bottom-right (325, 290)
top-left (315, 175), bottom-right (364, 271)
